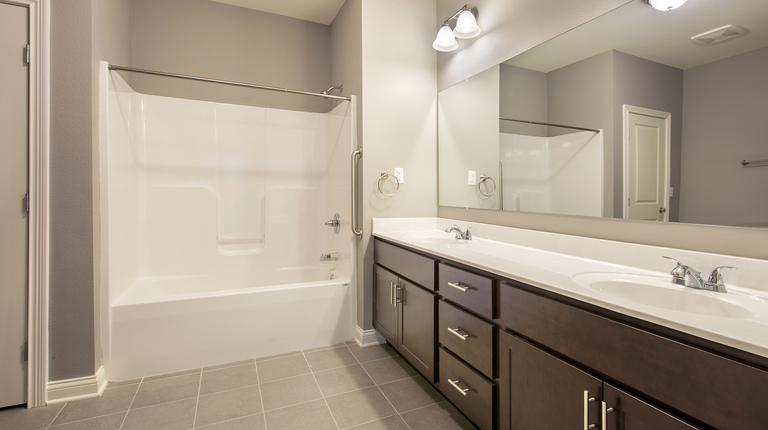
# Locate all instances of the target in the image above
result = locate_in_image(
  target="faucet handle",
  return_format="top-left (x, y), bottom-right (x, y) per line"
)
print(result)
top-left (707, 266), bottom-right (737, 286)
top-left (662, 256), bottom-right (688, 284)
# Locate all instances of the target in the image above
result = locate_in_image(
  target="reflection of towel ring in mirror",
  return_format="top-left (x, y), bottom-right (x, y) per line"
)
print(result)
top-left (477, 175), bottom-right (496, 197)
top-left (377, 170), bottom-right (400, 197)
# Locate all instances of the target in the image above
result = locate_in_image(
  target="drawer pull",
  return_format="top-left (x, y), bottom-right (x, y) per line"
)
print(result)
top-left (447, 282), bottom-right (469, 292)
top-left (390, 282), bottom-right (394, 305)
top-left (447, 327), bottom-right (469, 341)
top-left (601, 401), bottom-right (614, 430)
top-left (447, 378), bottom-right (470, 396)
top-left (584, 390), bottom-right (596, 430)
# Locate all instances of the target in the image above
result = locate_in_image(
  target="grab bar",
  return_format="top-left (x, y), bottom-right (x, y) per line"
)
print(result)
top-left (741, 159), bottom-right (768, 167)
top-left (351, 149), bottom-right (363, 238)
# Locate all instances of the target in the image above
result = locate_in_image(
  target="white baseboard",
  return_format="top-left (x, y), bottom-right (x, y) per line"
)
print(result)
top-left (355, 326), bottom-right (386, 347)
top-left (46, 365), bottom-right (107, 405)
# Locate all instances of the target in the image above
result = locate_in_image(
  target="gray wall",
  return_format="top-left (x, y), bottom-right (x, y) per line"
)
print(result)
top-left (129, 0), bottom-right (332, 113)
top-left (499, 64), bottom-right (547, 136)
top-left (680, 46), bottom-right (768, 227)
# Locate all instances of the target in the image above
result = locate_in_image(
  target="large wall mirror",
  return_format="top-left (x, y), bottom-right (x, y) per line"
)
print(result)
top-left (438, 0), bottom-right (768, 228)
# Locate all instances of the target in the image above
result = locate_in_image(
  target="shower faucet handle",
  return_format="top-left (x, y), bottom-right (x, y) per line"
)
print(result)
top-left (320, 253), bottom-right (339, 261)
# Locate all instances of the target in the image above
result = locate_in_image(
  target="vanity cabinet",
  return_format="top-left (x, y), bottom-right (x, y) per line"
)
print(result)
top-left (373, 241), bottom-right (437, 382)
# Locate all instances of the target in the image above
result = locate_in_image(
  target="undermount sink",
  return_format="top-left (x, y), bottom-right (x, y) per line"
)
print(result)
top-left (572, 272), bottom-right (754, 319)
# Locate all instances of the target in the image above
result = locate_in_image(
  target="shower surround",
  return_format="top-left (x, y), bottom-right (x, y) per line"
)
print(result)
top-left (98, 63), bottom-right (357, 381)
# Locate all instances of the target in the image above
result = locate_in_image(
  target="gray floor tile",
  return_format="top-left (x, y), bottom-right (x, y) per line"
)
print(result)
top-left (195, 414), bottom-right (265, 430)
top-left (345, 342), bottom-right (397, 363)
top-left (106, 378), bottom-right (142, 388)
top-left (314, 364), bottom-right (375, 397)
top-left (131, 373), bottom-right (200, 409)
top-left (143, 368), bottom-right (201, 382)
top-left (48, 412), bottom-right (125, 430)
top-left (400, 402), bottom-right (477, 430)
top-left (304, 346), bottom-right (358, 371)
top-left (360, 356), bottom-right (418, 385)
top-left (263, 399), bottom-right (336, 430)
top-left (325, 386), bottom-right (397, 429)
top-left (121, 398), bottom-right (196, 430)
top-left (199, 363), bottom-right (258, 396)
top-left (0, 403), bottom-right (64, 430)
top-left (346, 415), bottom-right (411, 430)
top-left (194, 385), bottom-right (262, 428)
top-left (203, 360), bottom-right (254, 372)
top-left (378, 376), bottom-right (443, 413)
top-left (51, 384), bottom-right (138, 424)
top-left (255, 354), bottom-right (311, 383)
top-left (260, 373), bottom-right (322, 411)
top-left (302, 343), bottom-right (347, 353)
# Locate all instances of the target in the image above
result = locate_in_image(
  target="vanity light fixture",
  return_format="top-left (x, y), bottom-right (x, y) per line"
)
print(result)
top-left (647, 0), bottom-right (687, 11)
top-left (433, 4), bottom-right (480, 52)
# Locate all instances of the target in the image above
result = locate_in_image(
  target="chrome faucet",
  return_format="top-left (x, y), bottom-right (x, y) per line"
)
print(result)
top-left (663, 256), bottom-right (736, 293)
top-left (445, 224), bottom-right (472, 240)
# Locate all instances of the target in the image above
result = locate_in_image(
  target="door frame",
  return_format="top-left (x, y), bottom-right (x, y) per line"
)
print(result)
top-left (622, 104), bottom-right (671, 222)
top-left (3, 0), bottom-right (51, 408)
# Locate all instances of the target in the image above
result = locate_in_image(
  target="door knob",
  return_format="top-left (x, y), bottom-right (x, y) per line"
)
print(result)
top-left (659, 207), bottom-right (666, 214)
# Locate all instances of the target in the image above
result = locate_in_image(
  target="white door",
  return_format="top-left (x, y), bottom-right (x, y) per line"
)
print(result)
top-left (623, 106), bottom-right (670, 222)
top-left (1, 1), bottom-right (30, 408)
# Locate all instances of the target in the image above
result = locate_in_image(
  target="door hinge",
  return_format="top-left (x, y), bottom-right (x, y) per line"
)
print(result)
top-left (25, 192), bottom-right (30, 212)
top-left (23, 342), bottom-right (28, 362)
top-left (25, 45), bottom-right (30, 64)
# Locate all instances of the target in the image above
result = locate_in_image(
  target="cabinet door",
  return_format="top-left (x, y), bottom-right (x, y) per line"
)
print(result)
top-left (399, 279), bottom-right (437, 382)
top-left (373, 265), bottom-right (399, 345)
top-left (499, 331), bottom-right (602, 430)
top-left (603, 383), bottom-right (700, 430)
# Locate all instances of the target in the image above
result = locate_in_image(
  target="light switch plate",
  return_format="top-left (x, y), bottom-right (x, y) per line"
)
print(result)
top-left (468, 170), bottom-right (476, 185)
top-left (394, 168), bottom-right (404, 183)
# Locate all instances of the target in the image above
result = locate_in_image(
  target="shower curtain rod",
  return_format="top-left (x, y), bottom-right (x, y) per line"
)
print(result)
top-left (500, 117), bottom-right (600, 133)
top-left (107, 64), bottom-right (352, 101)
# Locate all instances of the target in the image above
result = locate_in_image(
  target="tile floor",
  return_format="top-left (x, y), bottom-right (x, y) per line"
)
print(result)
top-left (0, 341), bottom-right (477, 430)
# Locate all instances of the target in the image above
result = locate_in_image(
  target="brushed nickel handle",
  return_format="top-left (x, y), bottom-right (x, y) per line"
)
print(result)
top-left (395, 284), bottom-right (402, 306)
top-left (447, 327), bottom-right (469, 341)
top-left (389, 282), bottom-right (394, 306)
top-left (448, 378), bottom-right (469, 396)
top-left (447, 282), bottom-right (469, 292)
top-left (601, 401), bottom-right (615, 430)
top-left (584, 390), bottom-right (596, 430)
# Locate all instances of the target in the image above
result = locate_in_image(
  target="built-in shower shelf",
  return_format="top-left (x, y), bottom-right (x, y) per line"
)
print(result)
top-left (216, 234), bottom-right (265, 244)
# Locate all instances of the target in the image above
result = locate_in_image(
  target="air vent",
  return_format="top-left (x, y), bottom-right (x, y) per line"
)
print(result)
top-left (691, 25), bottom-right (748, 45)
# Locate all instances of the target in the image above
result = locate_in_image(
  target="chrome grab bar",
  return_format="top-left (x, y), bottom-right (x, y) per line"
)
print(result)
top-left (351, 149), bottom-right (362, 238)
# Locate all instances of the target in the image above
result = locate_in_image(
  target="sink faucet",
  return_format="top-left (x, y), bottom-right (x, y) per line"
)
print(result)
top-left (445, 224), bottom-right (472, 240)
top-left (663, 256), bottom-right (736, 293)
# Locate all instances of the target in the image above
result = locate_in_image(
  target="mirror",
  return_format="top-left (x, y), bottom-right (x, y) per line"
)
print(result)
top-left (438, 0), bottom-right (768, 228)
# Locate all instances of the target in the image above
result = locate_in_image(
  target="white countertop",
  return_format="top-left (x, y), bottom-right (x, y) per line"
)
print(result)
top-left (373, 218), bottom-right (768, 360)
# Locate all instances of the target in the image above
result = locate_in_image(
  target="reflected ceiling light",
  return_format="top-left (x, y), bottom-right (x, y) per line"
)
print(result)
top-left (647, 0), bottom-right (687, 11)
top-left (433, 4), bottom-right (480, 52)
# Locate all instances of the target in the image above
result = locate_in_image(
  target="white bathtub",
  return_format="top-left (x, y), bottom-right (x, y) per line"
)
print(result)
top-left (106, 272), bottom-right (354, 382)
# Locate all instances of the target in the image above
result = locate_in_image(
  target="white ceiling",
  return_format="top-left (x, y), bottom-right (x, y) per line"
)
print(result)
top-left (507, 0), bottom-right (768, 72)
top-left (210, 0), bottom-right (346, 25)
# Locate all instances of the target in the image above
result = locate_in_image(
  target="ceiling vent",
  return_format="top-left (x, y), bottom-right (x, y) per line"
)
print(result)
top-left (691, 25), bottom-right (748, 45)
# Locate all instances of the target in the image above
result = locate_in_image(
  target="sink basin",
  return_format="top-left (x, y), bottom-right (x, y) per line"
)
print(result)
top-left (572, 273), bottom-right (754, 319)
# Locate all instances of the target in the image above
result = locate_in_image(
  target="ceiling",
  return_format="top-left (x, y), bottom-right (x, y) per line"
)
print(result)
top-left (210, 0), bottom-right (346, 25)
top-left (507, 0), bottom-right (768, 72)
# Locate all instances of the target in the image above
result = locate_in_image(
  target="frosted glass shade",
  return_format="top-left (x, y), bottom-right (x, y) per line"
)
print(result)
top-left (433, 25), bottom-right (458, 52)
top-left (453, 10), bottom-right (481, 39)
top-left (648, 0), bottom-right (687, 11)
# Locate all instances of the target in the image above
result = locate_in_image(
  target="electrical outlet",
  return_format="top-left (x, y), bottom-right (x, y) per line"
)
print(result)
top-left (468, 170), bottom-right (476, 185)
top-left (669, 186), bottom-right (674, 197)
top-left (394, 168), bottom-right (404, 183)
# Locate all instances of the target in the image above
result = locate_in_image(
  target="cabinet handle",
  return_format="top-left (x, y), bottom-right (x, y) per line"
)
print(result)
top-left (447, 327), bottom-right (469, 341)
top-left (601, 401), bottom-right (615, 430)
top-left (583, 390), bottom-right (596, 430)
top-left (447, 378), bottom-right (470, 396)
top-left (390, 282), bottom-right (394, 305)
top-left (447, 282), bottom-right (469, 292)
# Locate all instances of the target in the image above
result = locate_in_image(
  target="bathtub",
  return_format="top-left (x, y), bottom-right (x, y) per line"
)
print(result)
top-left (106, 270), bottom-right (354, 382)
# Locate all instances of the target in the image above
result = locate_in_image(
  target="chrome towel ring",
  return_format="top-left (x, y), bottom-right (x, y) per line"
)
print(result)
top-left (377, 170), bottom-right (400, 197)
top-left (477, 175), bottom-right (496, 197)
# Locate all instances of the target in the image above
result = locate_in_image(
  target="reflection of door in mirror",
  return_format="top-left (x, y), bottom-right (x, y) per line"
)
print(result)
top-left (623, 106), bottom-right (670, 222)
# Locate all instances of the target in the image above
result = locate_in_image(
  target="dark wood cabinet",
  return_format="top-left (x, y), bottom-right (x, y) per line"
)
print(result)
top-left (398, 279), bottom-right (436, 380)
top-left (373, 265), bottom-right (399, 345)
top-left (603, 383), bottom-right (698, 430)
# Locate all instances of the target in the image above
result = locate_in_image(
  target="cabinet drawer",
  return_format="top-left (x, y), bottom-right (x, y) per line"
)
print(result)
top-left (439, 348), bottom-right (494, 430)
top-left (374, 239), bottom-right (435, 290)
top-left (439, 300), bottom-right (494, 378)
top-left (438, 263), bottom-right (494, 318)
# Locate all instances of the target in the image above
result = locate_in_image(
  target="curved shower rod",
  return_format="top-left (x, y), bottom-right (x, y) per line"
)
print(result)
top-left (107, 64), bottom-right (352, 101)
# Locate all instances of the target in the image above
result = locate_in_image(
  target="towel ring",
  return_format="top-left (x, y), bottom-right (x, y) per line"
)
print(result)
top-left (477, 175), bottom-right (496, 197)
top-left (377, 170), bottom-right (400, 197)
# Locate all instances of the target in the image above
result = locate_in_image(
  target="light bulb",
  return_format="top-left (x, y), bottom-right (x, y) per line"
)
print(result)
top-left (453, 10), bottom-right (481, 39)
top-left (648, 0), bottom-right (687, 11)
top-left (433, 25), bottom-right (458, 52)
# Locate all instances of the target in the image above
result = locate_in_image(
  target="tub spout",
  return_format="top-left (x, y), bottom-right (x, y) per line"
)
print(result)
top-left (320, 253), bottom-right (339, 261)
